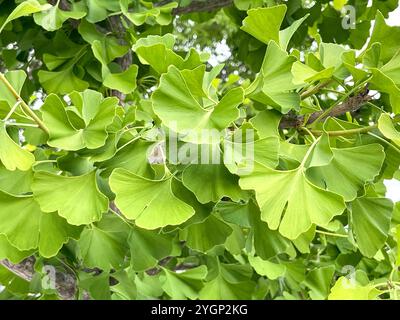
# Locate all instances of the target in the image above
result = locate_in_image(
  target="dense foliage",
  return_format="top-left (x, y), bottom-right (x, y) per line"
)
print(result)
top-left (0, 0), bottom-right (400, 300)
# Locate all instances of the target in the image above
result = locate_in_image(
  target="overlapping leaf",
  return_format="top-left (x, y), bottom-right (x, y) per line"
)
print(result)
top-left (41, 90), bottom-right (117, 150)
top-left (110, 168), bottom-right (195, 229)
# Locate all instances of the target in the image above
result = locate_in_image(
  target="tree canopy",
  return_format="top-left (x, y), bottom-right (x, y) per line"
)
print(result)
top-left (0, 0), bottom-right (400, 300)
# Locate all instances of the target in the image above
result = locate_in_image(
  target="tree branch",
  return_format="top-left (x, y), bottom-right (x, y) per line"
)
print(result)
top-left (0, 258), bottom-right (77, 300)
top-left (279, 91), bottom-right (372, 129)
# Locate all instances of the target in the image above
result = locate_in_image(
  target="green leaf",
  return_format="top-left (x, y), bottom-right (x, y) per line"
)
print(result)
top-left (38, 67), bottom-right (89, 95)
top-left (0, 123), bottom-right (35, 171)
top-left (246, 41), bottom-right (300, 113)
top-left (133, 34), bottom-right (184, 74)
top-left (182, 163), bottom-right (244, 204)
top-left (306, 144), bottom-right (385, 201)
top-left (0, 0), bottom-right (52, 33)
top-left (351, 197), bottom-right (393, 258)
top-left (248, 255), bottom-right (286, 280)
top-left (199, 264), bottom-right (256, 300)
top-left (370, 69), bottom-right (400, 113)
top-left (240, 161), bottom-right (345, 239)
top-left (109, 168), bottom-right (194, 229)
top-left (303, 266), bottom-right (335, 300)
top-left (180, 214), bottom-right (233, 252)
top-left (152, 65), bottom-right (244, 143)
top-left (32, 171), bottom-right (109, 226)
top-left (279, 14), bottom-right (309, 50)
top-left (378, 113), bottom-right (400, 146)
top-left (33, 4), bottom-right (86, 31)
top-left (121, 0), bottom-right (178, 26)
top-left (128, 227), bottom-right (177, 271)
top-left (0, 191), bottom-right (80, 256)
top-left (0, 70), bottom-right (26, 110)
top-left (367, 11), bottom-right (400, 63)
top-left (328, 276), bottom-right (381, 300)
top-left (78, 225), bottom-right (127, 271)
top-left (41, 92), bottom-right (117, 150)
top-left (224, 136), bottom-right (280, 175)
top-left (98, 140), bottom-right (155, 178)
top-left (84, 0), bottom-right (119, 23)
top-left (241, 5), bottom-right (287, 44)
top-left (161, 266), bottom-right (207, 300)
top-left (102, 64), bottom-right (138, 94)
top-left (0, 165), bottom-right (33, 195)
top-left (0, 234), bottom-right (32, 264)
top-left (248, 203), bottom-right (291, 259)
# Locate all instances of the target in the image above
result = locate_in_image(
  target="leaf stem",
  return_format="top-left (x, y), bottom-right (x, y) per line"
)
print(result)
top-left (300, 136), bottom-right (321, 168)
top-left (315, 229), bottom-right (348, 238)
top-left (300, 80), bottom-right (333, 99)
top-left (302, 125), bottom-right (377, 137)
top-left (3, 100), bottom-right (22, 121)
top-left (0, 73), bottom-right (49, 134)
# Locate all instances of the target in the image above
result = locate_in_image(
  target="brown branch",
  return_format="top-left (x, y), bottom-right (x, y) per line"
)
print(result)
top-left (107, 15), bottom-right (132, 104)
top-left (279, 92), bottom-right (372, 129)
top-left (171, 0), bottom-right (234, 15)
top-left (0, 258), bottom-right (77, 300)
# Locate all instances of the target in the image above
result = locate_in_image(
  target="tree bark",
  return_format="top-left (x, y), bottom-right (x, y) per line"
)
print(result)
top-left (0, 258), bottom-right (77, 300)
top-left (279, 91), bottom-right (372, 129)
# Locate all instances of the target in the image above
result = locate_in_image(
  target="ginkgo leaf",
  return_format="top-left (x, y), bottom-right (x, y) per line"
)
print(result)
top-left (246, 41), bottom-right (300, 113)
top-left (0, 70), bottom-right (26, 110)
top-left (38, 67), bottom-right (89, 95)
top-left (132, 34), bottom-right (205, 74)
top-left (241, 5), bottom-right (287, 44)
top-left (0, 165), bottom-right (33, 195)
top-left (224, 136), bottom-right (280, 175)
top-left (161, 266), bottom-right (207, 300)
top-left (303, 266), bottom-right (335, 300)
top-left (38, 212), bottom-right (82, 258)
top-left (128, 227), bottom-right (178, 271)
top-left (0, 234), bottom-right (32, 264)
top-left (152, 65), bottom-right (244, 143)
top-left (279, 14), bottom-right (309, 50)
top-left (121, 0), bottom-right (177, 26)
top-left (199, 264), bottom-right (256, 300)
top-left (179, 214), bottom-right (233, 252)
top-left (0, 191), bottom-right (80, 256)
top-left (0, 0), bottom-right (52, 33)
top-left (248, 255), bottom-right (286, 280)
top-left (351, 197), bottom-right (393, 258)
top-left (378, 113), bottom-right (400, 146)
top-left (41, 91), bottom-right (117, 150)
top-left (306, 144), bottom-right (385, 201)
top-left (0, 123), bottom-right (35, 171)
top-left (98, 139), bottom-right (155, 178)
top-left (367, 11), bottom-right (400, 64)
top-left (32, 171), bottom-right (109, 226)
top-left (248, 203), bottom-right (291, 259)
top-left (240, 161), bottom-right (345, 239)
top-left (109, 168), bottom-right (195, 229)
top-left (328, 276), bottom-right (381, 300)
top-left (78, 225), bottom-right (127, 271)
top-left (182, 163), bottom-right (244, 204)
top-left (132, 34), bottom-right (184, 74)
top-left (102, 64), bottom-right (138, 94)
top-left (33, 4), bottom-right (86, 31)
